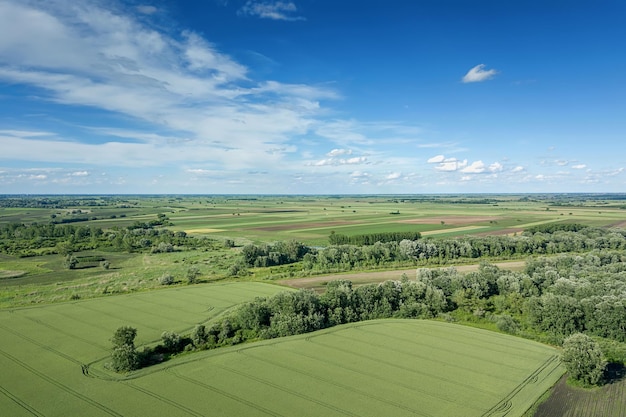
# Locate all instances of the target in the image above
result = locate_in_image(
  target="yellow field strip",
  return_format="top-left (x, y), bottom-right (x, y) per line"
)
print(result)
top-left (421, 226), bottom-right (488, 236)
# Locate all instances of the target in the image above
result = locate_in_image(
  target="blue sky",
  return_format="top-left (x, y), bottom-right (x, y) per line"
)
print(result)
top-left (0, 0), bottom-right (624, 194)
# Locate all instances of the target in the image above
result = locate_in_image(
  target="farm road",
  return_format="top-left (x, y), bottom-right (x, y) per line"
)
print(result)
top-left (278, 260), bottom-right (526, 289)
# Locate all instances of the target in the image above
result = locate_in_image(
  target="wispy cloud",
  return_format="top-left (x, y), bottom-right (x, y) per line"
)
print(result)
top-left (239, 1), bottom-right (305, 21)
top-left (462, 64), bottom-right (498, 83)
top-left (136, 5), bottom-right (158, 15)
top-left (0, 0), bottom-right (329, 171)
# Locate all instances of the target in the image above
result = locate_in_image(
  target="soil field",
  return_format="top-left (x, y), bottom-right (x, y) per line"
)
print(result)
top-left (278, 260), bottom-right (527, 290)
top-left (534, 372), bottom-right (626, 417)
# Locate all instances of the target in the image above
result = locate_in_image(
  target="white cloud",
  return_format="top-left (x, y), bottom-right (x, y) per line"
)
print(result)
top-left (239, 1), bottom-right (305, 21)
top-left (435, 158), bottom-right (467, 172)
top-left (461, 161), bottom-right (486, 173)
top-left (489, 162), bottom-right (503, 172)
top-left (69, 171), bottom-right (89, 176)
top-left (462, 64), bottom-right (498, 83)
top-left (327, 149), bottom-right (352, 157)
top-left (427, 155), bottom-right (445, 163)
top-left (312, 156), bottom-right (367, 166)
top-left (572, 164), bottom-right (587, 169)
top-left (512, 166), bottom-right (524, 173)
top-left (386, 172), bottom-right (401, 180)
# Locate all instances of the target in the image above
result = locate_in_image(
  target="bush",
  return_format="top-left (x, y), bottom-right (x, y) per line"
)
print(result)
top-left (159, 273), bottom-right (174, 285)
top-left (186, 266), bottom-right (200, 284)
top-left (495, 314), bottom-right (519, 334)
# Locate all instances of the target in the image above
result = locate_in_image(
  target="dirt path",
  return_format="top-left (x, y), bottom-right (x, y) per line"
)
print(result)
top-left (278, 260), bottom-right (526, 289)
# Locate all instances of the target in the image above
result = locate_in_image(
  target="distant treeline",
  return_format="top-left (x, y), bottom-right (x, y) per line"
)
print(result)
top-left (328, 231), bottom-right (422, 245)
top-left (524, 223), bottom-right (587, 234)
top-left (239, 227), bottom-right (626, 271)
top-left (0, 221), bottom-right (215, 257)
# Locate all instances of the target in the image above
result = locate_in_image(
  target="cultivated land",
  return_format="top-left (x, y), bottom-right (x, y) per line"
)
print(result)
top-left (0, 284), bottom-right (564, 417)
top-left (1, 194), bottom-right (625, 416)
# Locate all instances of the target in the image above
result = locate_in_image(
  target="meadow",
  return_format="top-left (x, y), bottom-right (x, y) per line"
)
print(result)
top-left (0, 281), bottom-right (564, 416)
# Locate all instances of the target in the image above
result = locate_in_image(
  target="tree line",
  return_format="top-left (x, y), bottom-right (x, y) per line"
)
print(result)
top-left (328, 231), bottom-right (422, 245)
top-left (0, 221), bottom-right (217, 257)
top-left (239, 226), bottom-right (626, 271)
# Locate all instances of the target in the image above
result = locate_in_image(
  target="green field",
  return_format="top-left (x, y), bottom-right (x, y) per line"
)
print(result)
top-left (2, 195), bottom-right (625, 247)
top-left (0, 281), bottom-right (564, 417)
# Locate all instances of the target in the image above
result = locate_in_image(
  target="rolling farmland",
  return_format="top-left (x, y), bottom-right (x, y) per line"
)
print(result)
top-left (0, 281), bottom-right (564, 417)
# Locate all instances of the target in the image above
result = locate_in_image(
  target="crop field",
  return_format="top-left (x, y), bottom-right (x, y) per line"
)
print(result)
top-left (0, 282), bottom-right (564, 417)
top-left (0, 282), bottom-right (288, 416)
top-left (2, 195), bottom-right (625, 247)
top-left (168, 197), bottom-right (626, 245)
top-left (137, 320), bottom-right (562, 417)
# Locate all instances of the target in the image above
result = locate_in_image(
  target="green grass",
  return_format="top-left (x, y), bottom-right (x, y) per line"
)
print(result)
top-left (0, 286), bottom-right (565, 417)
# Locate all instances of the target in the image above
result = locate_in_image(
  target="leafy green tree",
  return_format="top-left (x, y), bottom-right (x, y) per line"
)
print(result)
top-left (161, 331), bottom-right (182, 352)
top-left (562, 333), bottom-right (606, 386)
top-left (191, 324), bottom-right (208, 348)
top-left (111, 344), bottom-right (139, 372)
top-left (110, 326), bottom-right (139, 372)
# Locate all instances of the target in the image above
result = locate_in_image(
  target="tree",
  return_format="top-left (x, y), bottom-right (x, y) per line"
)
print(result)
top-left (161, 331), bottom-right (182, 352)
top-left (110, 326), bottom-right (139, 372)
top-left (191, 324), bottom-right (208, 348)
top-left (562, 333), bottom-right (606, 386)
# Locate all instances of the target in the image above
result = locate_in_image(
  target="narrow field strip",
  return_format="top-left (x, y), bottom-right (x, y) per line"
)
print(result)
top-left (421, 225), bottom-right (488, 235)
